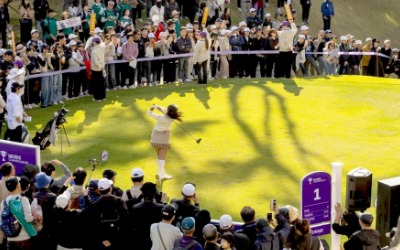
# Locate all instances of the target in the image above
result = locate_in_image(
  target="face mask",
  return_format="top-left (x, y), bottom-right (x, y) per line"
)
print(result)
top-left (156, 2), bottom-right (161, 7)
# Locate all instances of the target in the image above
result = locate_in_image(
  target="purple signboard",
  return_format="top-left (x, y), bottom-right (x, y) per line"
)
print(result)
top-left (310, 223), bottom-right (331, 237)
top-left (301, 171), bottom-right (331, 236)
top-left (0, 140), bottom-right (41, 176)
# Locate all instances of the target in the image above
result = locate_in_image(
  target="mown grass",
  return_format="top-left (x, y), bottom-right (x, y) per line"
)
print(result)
top-left (25, 76), bottom-right (400, 224)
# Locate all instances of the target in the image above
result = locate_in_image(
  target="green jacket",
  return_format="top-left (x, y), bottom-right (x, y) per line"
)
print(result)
top-left (43, 16), bottom-right (57, 39)
top-left (102, 8), bottom-right (118, 30)
top-left (173, 18), bottom-right (180, 38)
top-left (117, 1), bottom-right (132, 17)
top-left (92, 3), bottom-right (106, 22)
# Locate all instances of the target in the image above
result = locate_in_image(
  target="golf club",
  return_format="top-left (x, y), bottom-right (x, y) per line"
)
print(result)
top-left (156, 105), bottom-right (202, 144)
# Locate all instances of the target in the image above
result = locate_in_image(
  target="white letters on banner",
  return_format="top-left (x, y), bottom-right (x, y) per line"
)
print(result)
top-left (57, 17), bottom-right (82, 30)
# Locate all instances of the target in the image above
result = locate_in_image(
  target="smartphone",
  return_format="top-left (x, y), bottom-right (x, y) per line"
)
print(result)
top-left (270, 199), bottom-right (277, 211)
top-left (267, 212), bottom-right (273, 221)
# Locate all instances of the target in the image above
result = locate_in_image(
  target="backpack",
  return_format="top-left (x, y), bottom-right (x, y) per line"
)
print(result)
top-left (0, 198), bottom-right (22, 238)
top-left (31, 196), bottom-right (46, 232)
top-left (100, 206), bottom-right (120, 232)
top-left (172, 237), bottom-right (198, 250)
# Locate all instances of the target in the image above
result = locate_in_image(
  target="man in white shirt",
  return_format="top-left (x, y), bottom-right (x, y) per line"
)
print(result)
top-left (277, 20), bottom-right (298, 78)
top-left (150, 204), bottom-right (182, 250)
top-left (4, 82), bottom-right (27, 142)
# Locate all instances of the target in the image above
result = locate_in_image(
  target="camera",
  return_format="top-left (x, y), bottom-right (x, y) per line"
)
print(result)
top-left (89, 159), bottom-right (99, 167)
top-left (267, 212), bottom-right (273, 221)
top-left (270, 199), bottom-right (277, 211)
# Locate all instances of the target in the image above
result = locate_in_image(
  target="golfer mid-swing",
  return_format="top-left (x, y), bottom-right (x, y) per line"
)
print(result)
top-left (148, 104), bottom-right (183, 180)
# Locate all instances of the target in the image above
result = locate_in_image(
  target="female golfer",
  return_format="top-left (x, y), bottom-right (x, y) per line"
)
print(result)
top-left (148, 104), bottom-right (182, 179)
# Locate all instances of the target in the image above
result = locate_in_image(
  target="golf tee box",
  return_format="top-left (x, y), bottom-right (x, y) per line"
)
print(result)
top-left (284, 2), bottom-right (293, 22)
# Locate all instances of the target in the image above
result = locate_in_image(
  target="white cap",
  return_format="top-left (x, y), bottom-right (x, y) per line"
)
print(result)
top-left (153, 21), bottom-right (159, 26)
top-left (56, 191), bottom-right (71, 209)
top-left (384, 39), bottom-right (390, 44)
top-left (69, 40), bottom-right (77, 46)
top-left (239, 21), bottom-right (246, 27)
top-left (340, 35), bottom-right (348, 41)
top-left (182, 183), bottom-right (195, 196)
top-left (211, 25), bottom-right (217, 30)
top-left (131, 168), bottom-right (144, 178)
top-left (300, 25), bottom-right (309, 31)
top-left (31, 29), bottom-right (38, 35)
top-left (68, 33), bottom-right (77, 40)
top-left (365, 37), bottom-right (372, 42)
top-left (265, 13), bottom-right (271, 17)
top-left (249, 8), bottom-right (256, 13)
top-left (219, 214), bottom-right (233, 230)
top-left (148, 33), bottom-right (155, 38)
top-left (355, 40), bottom-right (362, 45)
top-left (0, 48), bottom-right (6, 56)
top-left (220, 29), bottom-right (230, 36)
top-left (243, 27), bottom-right (250, 32)
top-left (98, 178), bottom-right (113, 190)
top-left (298, 34), bottom-right (305, 39)
top-left (94, 27), bottom-right (104, 34)
top-left (230, 25), bottom-right (239, 31)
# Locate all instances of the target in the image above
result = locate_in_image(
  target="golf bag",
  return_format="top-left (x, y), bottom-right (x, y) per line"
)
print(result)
top-left (32, 106), bottom-right (69, 150)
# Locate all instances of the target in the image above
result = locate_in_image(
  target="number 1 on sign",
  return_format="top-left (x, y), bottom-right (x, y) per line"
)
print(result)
top-left (314, 188), bottom-right (321, 201)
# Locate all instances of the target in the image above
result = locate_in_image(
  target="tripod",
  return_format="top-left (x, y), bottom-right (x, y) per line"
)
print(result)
top-left (59, 124), bottom-right (70, 155)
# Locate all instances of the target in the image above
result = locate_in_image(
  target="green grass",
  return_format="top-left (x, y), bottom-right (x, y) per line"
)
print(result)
top-left (25, 76), bottom-right (400, 222)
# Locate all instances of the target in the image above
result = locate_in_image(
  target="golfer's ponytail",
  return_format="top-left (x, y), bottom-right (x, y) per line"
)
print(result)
top-left (167, 104), bottom-right (183, 122)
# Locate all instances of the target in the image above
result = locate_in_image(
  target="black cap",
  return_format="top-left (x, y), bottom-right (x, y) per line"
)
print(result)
top-left (161, 204), bottom-right (176, 220)
top-left (5, 50), bottom-right (13, 56)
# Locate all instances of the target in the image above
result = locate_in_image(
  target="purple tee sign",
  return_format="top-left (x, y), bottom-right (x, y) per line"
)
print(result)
top-left (0, 140), bottom-right (41, 176)
top-left (301, 171), bottom-right (331, 236)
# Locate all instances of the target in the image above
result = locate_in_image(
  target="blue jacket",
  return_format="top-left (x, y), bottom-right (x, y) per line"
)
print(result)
top-left (321, 0), bottom-right (334, 16)
top-left (229, 35), bottom-right (245, 51)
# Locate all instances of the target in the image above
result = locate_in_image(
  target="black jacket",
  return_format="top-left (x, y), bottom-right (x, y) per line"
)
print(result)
top-left (33, 0), bottom-right (49, 20)
top-left (343, 229), bottom-right (381, 250)
top-left (171, 198), bottom-right (200, 225)
top-left (237, 221), bottom-right (258, 245)
top-left (0, 5), bottom-right (9, 28)
top-left (253, 226), bottom-right (280, 250)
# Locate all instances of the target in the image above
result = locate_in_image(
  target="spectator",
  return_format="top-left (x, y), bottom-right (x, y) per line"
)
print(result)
top-left (50, 42), bottom-right (64, 105)
top-left (207, 0), bottom-right (220, 24)
top-left (174, 217), bottom-right (203, 250)
top-left (103, 169), bottom-right (123, 197)
top-left (65, 167), bottom-right (87, 209)
top-left (324, 41), bottom-right (339, 75)
top-left (20, 163), bottom-right (39, 202)
top-left (43, 9), bottom-right (57, 46)
top-left (276, 20), bottom-right (297, 78)
top-left (53, 190), bottom-right (87, 250)
top-left (271, 10), bottom-right (282, 30)
top-left (247, 8), bottom-right (262, 29)
top-left (240, 0), bottom-right (251, 22)
top-left (219, 214), bottom-right (250, 250)
top-left (272, 207), bottom-right (291, 249)
top-left (92, 0), bottom-right (106, 29)
top-left (203, 224), bottom-right (220, 250)
top-left (101, 1), bottom-right (118, 31)
top-left (0, 162), bottom-right (15, 202)
top-left (361, 37), bottom-right (372, 75)
top-left (193, 31), bottom-right (210, 84)
top-left (350, 40), bottom-right (362, 75)
top-left (171, 183), bottom-right (200, 225)
top-left (229, 26), bottom-right (244, 78)
top-left (150, 204), bottom-right (182, 250)
top-left (91, 35), bottom-right (106, 101)
top-left (220, 8), bottom-right (232, 30)
top-left (253, 218), bottom-right (280, 250)
top-left (332, 203), bottom-right (361, 239)
top-left (121, 33), bottom-right (139, 89)
top-left (121, 167), bottom-right (144, 202)
top-left (367, 38), bottom-right (384, 77)
top-left (27, 28), bottom-right (43, 53)
top-left (60, 11), bottom-right (73, 38)
top-left (194, 210), bottom-right (211, 246)
top-left (220, 232), bottom-right (236, 250)
top-left (41, 159), bottom-right (72, 195)
top-left (0, 177), bottom-right (37, 249)
top-left (382, 39), bottom-right (393, 77)
top-left (300, 0), bottom-right (311, 25)
top-left (263, 13), bottom-right (272, 27)
top-left (131, 182), bottom-right (166, 250)
top-left (92, 178), bottom-right (128, 250)
top-left (0, 0), bottom-right (9, 48)
top-left (33, 0), bottom-right (49, 38)
top-left (19, 0), bottom-right (34, 44)
top-left (33, 172), bottom-right (58, 250)
top-left (290, 219), bottom-right (323, 249)
top-left (176, 27), bottom-right (192, 83)
top-left (150, 0), bottom-right (165, 23)
top-left (164, 0), bottom-right (179, 21)
top-left (237, 206), bottom-right (257, 244)
top-left (294, 34), bottom-right (306, 76)
top-left (79, 179), bottom-right (101, 210)
top-left (321, 0), bottom-right (334, 31)
top-left (218, 29), bottom-right (230, 79)
top-left (386, 48), bottom-right (400, 78)
top-left (343, 213), bottom-right (380, 250)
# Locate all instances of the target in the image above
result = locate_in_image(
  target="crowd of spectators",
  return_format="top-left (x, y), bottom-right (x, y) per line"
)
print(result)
top-left (0, 0), bottom-right (399, 126)
top-left (0, 161), bottom-right (400, 250)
